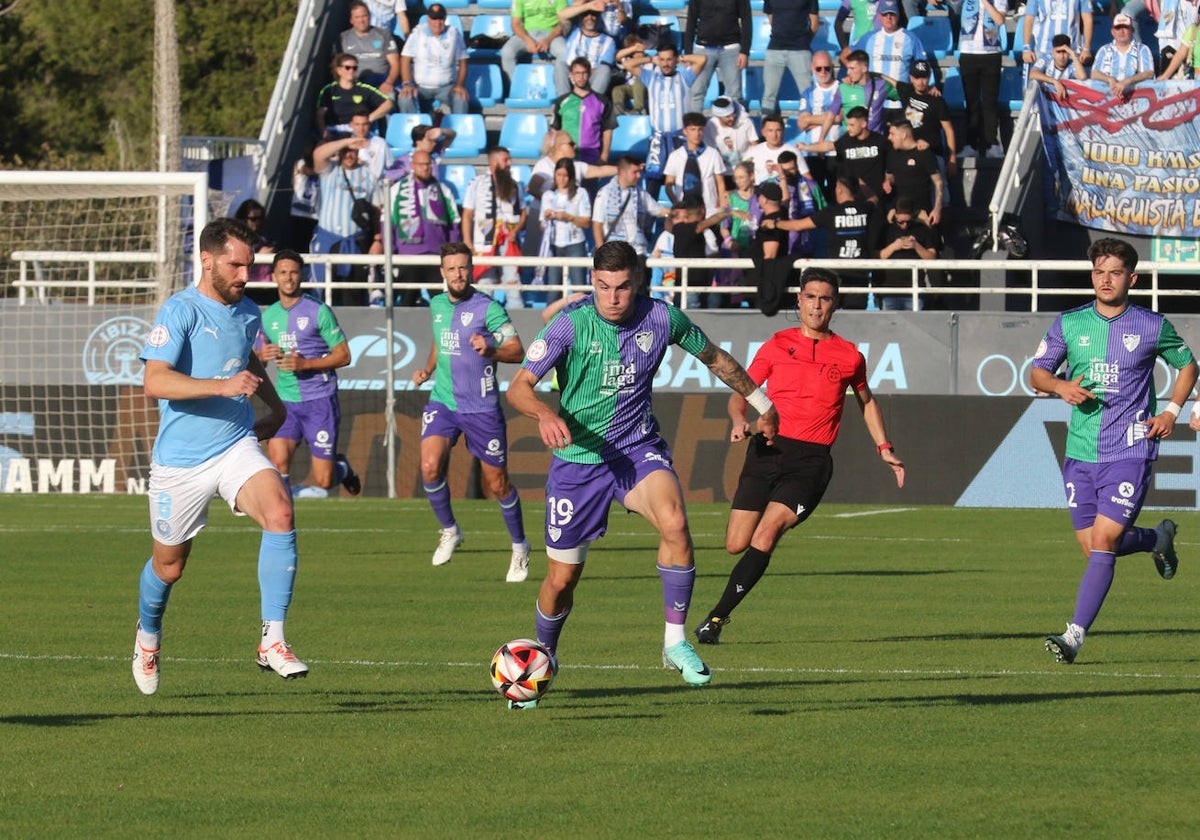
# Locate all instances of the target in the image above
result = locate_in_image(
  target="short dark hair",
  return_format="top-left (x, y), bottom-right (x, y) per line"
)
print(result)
top-left (593, 240), bottom-right (639, 274)
top-left (348, 0), bottom-right (369, 14)
top-left (682, 112), bottom-right (706, 128)
top-left (1052, 33), bottom-right (1072, 48)
top-left (846, 49), bottom-right (869, 65)
top-left (570, 56), bottom-right (592, 73)
top-left (674, 194), bottom-right (706, 213)
top-left (893, 196), bottom-right (916, 216)
top-left (440, 241), bottom-right (472, 264)
top-left (272, 248), bottom-right (305, 270)
top-left (1087, 237), bottom-right (1138, 272)
top-left (655, 42), bottom-right (678, 57)
top-left (234, 199), bottom-right (265, 221)
top-left (800, 266), bottom-right (840, 296)
top-left (199, 218), bottom-right (255, 256)
top-left (777, 150), bottom-right (798, 166)
top-left (846, 106), bottom-right (870, 121)
top-left (760, 114), bottom-right (784, 129)
top-left (617, 154), bottom-right (643, 171)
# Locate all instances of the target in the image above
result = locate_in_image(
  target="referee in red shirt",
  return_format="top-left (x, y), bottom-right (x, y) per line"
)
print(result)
top-left (695, 267), bottom-right (906, 645)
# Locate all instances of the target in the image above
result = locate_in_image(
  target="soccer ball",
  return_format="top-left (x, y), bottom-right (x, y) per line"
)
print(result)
top-left (490, 638), bottom-right (557, 703)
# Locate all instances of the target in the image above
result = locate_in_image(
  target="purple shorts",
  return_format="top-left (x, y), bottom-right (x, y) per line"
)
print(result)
top-left (544, 438), bottom-right (675, 550)
top-left (421, 400), bottom-right (508, 468)
top-left (274, 395), bottom-right (341, 462)
top-left (1061, 457), bottom-right (1152, 531)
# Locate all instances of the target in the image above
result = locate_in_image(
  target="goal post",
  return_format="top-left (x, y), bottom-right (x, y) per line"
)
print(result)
top-left (0, 170), bottom-right (208, 494)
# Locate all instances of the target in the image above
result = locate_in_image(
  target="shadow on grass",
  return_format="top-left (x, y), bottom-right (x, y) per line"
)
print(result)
top-left (870, 627), bottom-right (1200, 644)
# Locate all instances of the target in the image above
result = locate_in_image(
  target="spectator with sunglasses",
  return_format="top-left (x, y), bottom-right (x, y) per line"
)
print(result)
top-left (316, 53), bottom-right (393, 139)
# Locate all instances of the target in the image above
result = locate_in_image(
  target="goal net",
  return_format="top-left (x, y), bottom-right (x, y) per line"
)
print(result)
top-left (0, 171), bottom-right (208, 494)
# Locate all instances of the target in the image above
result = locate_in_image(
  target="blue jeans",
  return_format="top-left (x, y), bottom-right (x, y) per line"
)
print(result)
top-left (761, 49), bottom-right (813, 115)
top-left (396, 84), bottom-right (468, 114)
top-left (690, 45), bottom-right (742, 112)
top-left (501, 32), bottom-right (567, 84)
top-left (544, 240), bottom-right (589, 303)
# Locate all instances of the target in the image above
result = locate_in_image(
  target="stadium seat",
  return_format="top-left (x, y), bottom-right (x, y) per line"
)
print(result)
top-left (477, 0), bottom-right (512, 8)
top-left (499, 113), bottom-right (550, 159)
top-left (998, 65), bottom-right (1027, 111)
top-left (469, 13), bottom-right (513, 38)
top-left (635, 15), bottom-right (682, 51)
top-left (743, 66), bottom-right (765, 111)
top-left (939, 66), bottom-right (965, 112)
top-left (811, 17), bottom-right (840, 56)
top-left (438, 0), bottom-right (470, 7)
top-left (609, 114), bottom-right (652, 158)
top-left (749, 15), bottom-right (772, 61)
top-left (439, 164), bottom-right (477, 204)
top-left (510, 164), bottom-right (533, 189)
top-left (506, 64), bottom-right (556, 109)
top-left (385, 113), bottom-right (432, 155)
top-left (464, 63), bottom-right (503, 108)
top-left (636, 0), bottom-right (688, 12)
top-left (818, 0), bottom-right (842, 10)
top-left (439, 114), bottom-right (487, 159)
top-left (907, 15), bottom-right (955, 59)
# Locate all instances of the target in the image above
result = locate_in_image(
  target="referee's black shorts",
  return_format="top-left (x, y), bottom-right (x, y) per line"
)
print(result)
top-left (731, 434), bottom-right (833, 525)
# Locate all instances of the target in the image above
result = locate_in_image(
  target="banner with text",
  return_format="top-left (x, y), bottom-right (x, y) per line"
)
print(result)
top-left (1038, 80), bottom-right (1200, 236)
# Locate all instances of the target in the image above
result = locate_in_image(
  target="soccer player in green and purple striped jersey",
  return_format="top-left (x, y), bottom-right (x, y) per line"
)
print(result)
top-left (505, 240), bottom-right (774, 706)
top-left (412, 243), bottom-right (531, 582)
top-left (258, 250), bottom-right (360, 499)
top-left (1032, 237), bottom-right (1198, 664)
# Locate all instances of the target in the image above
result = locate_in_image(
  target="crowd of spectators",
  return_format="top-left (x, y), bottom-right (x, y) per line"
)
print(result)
top-left (248, 0), bottom-right (1200, 310)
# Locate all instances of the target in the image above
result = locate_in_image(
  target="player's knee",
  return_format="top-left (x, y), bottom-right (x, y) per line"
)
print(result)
top-left (419, 459), bottom-right (444, 484)
top-left (725, 535), bottom-right (751, 555)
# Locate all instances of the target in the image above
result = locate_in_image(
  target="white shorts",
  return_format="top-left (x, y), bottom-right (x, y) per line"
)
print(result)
top-left (148, 436), bottom-right (277, 546)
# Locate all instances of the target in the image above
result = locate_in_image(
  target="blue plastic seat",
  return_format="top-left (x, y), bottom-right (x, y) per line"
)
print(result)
top-left (439, 114), bottom-right (487, 159)
top-left (477, 0), bottom-right (512, 8)
top-left (609, 114), bottom-right (652, 158)
top-left (385, 112), bottom-right (433, 155)
top-left (468, 13), bottom-right (514, 59)
top-left (998, 65), bottom-right (1027, 111)
top-left (506, 64), bottom-right (557, 109)
top-left (811, 17), bottom-right (840, 56)
top-left (939, 66), bottom-right (965, 112)
top-left (439, 164), bottom-right (477, 204)
top-left (907, 15), bottom-right (955, 59)
top-left (636, 0), bottom-right (687, 10)
top-left (743, 66), bottom-right (765, 111)
top-left (499, 113), bottom-right (551, 159)
top-left (464, 63), bottom-right (503, 108)
top-left (635, 15), bottom-right (682, 51)
top-left (818, 0), bottom-right (842, 10)
top-left (749, 15), bottom-right (772, 61)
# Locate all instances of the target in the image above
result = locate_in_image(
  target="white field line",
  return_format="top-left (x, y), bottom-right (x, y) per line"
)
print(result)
top-left (1, 651), bottom-right (1195, 682)
top-left (830, 507), bottom-right (919, 518)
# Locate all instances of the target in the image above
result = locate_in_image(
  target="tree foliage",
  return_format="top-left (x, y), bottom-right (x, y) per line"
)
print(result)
top-left (0, 0), bottom-right (296, 169)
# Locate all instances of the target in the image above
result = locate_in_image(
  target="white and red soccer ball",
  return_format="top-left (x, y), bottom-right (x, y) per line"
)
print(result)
top-left (490, 638), bottom-right (557, 703)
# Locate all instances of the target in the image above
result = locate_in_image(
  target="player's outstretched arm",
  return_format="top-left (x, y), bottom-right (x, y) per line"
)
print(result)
top-left (507, 368), bottom-right (573, 450)
top-left (857, 385), bottom-right (904, 489)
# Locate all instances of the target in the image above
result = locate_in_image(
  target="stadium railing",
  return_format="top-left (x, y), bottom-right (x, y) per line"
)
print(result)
top-left (13, 252), bottom-right (1199, 312)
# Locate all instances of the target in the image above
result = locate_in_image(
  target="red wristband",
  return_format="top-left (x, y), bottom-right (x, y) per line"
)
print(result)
top-left (876, 442), bottom-right (894, 454)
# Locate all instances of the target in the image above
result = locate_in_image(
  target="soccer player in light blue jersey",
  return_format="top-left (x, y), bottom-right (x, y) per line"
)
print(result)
top-left (257, 250), bottom-right (361, 499)
top-left (1032, 237), bottom-right (1198, 664)
top-left (132, 219), bottom-right (307, 696)
top-left (411, 242), bottom-right (531, 582)
top-left (505, 240), bottom-right (773, 707)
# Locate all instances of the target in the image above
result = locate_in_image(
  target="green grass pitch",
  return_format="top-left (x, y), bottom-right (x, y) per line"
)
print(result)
top-left (3, 496), bottom-right (1199, 837)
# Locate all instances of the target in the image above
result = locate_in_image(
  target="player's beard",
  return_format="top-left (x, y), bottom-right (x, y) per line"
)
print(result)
top-left (494, 167), bottom-right (517, 204)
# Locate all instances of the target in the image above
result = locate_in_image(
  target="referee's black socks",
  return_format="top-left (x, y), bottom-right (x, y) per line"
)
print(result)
top-left (710, 547), bottom-right (772, 620)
